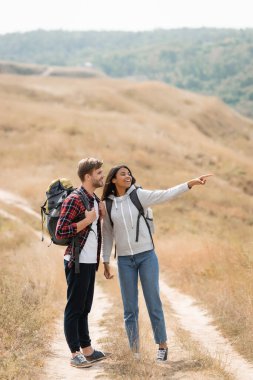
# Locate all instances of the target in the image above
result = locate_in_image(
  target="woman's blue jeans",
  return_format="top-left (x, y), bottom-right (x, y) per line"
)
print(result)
top-left (117, 250), bottom-right (167, 352)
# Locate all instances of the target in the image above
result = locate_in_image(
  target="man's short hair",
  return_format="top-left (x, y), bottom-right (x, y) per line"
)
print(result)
top-left (77, 157), bottom-right (103, 182)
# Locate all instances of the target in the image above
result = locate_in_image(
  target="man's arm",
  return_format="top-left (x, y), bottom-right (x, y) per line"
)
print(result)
top-left (55, 196), bottom-right (80, 239)
top-left (56, 195), bottom-right (97, 240)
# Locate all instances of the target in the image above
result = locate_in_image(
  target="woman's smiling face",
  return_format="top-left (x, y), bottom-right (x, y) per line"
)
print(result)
top-left (112, 167), bottom-right (133, 191)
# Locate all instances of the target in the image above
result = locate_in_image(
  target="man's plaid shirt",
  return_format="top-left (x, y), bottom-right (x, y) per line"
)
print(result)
top-left (55, 186), bottom-right (102, 270)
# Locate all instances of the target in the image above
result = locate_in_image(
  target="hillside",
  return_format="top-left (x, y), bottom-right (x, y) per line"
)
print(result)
top-left (1, 29), bottom-right (253, 116)
top-left (0, 74), bottom-right (253, 377)
top-left (1, 73), bottom-right (252, 217)
top-left (1, 72), bottom-right (252, 262)
top-left (0, 60), bottom-right (104, 78)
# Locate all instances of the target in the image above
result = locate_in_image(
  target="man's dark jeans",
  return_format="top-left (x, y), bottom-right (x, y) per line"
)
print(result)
top-left (64, 260), bottom-right (96, 353)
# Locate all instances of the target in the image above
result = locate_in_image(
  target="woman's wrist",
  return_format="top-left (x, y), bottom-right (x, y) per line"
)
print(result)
top-left (187, 180), bottom-right (194, 189)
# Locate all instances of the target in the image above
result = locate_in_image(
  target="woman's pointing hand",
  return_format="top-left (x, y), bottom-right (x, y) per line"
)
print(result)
top-left (187, 174), bottom-right (214, 189)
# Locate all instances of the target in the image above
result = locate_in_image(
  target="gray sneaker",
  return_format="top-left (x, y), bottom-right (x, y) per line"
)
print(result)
top-left (85, 349), bottom-right (107, 363)
top-left (70, 353), bottom-right (92, 368)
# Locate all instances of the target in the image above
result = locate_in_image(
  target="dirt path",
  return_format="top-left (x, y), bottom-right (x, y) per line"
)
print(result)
top-left (0, 208), bottom-right (42, 239)
top-left (1, 188), bottom-right (253, 379)
top-left (160, 279), bottom-right (253, 380)
top-left (39, 284), bottom-right (111, 380)
top-left (0, 189), bottom-right (40, 220)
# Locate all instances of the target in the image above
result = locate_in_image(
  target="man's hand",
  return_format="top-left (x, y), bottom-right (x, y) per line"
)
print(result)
top-left (85, 208), bottom-right (97, 224)
top-left (76, 208), bottom-right (97, 232)
top-left (104, 263), bottom-right (114, 279)
top-left (187, 174), bottom-right (213, 189)
top-left (99, 201), bottom-right (106, 218)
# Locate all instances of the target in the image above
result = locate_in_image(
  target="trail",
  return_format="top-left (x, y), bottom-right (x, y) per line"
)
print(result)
top-left (1, 188), bottom-right (253, 379)
top-left (40, 284), bottom-right (111, 380)
top-left (160, 279), bottom-right (253, 380)
top-left (0, 189), bottom-right (40, 219)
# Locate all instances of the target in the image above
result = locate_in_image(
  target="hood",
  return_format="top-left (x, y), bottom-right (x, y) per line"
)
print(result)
top-left (108, 184), bottom-right (136, 201)
top-left (108, 185), bottom-right (136, 227)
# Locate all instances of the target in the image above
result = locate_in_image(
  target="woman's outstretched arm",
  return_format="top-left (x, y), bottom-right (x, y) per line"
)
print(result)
top-left (137, 174), bottom-right (213, 208)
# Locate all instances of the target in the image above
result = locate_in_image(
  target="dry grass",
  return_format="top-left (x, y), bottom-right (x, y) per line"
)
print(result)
top-left (174, 327), bottom-right (234, 380)
top-left (0, 214), bottom-right (65, 379)
top-left (158, 235), bottom-right (253, 361)
top-left (0, 73), bottom-right (252, 377)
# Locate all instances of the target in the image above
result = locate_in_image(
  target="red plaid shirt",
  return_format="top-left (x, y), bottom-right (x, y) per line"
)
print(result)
top-left (55, 186), bottom-right (102, 270)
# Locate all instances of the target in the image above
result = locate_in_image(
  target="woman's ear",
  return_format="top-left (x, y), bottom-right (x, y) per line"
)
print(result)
top-left (112, 178), bottom-right (116, 184)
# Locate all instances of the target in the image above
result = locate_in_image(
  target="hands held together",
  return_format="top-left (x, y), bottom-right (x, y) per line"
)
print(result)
top-left (104, 263), bottom-right (113, 280)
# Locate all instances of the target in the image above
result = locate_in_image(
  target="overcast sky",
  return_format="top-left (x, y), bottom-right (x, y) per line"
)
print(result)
top-left (0, 0), bottom-right (252, 34)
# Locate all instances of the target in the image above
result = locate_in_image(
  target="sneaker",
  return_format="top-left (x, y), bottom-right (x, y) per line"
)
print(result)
top-left (84, 349), bottom-right (107, 363)
top-left (156, 348), bottom-right (168, 361)
top-left (70, 353), bottom-right (92, 368)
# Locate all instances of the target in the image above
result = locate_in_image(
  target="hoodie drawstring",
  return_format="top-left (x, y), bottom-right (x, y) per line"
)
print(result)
top-left (127, 197), bottom-right (134, 228)
top-left (114, 197), bottom-right (118, 210)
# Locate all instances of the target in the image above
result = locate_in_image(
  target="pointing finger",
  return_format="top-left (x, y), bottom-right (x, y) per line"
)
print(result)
top-left (200, 174), bottom-right (214, 179)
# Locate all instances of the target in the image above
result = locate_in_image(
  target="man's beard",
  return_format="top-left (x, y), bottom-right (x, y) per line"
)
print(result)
top-left (92, 178), bottom-right (103, 189)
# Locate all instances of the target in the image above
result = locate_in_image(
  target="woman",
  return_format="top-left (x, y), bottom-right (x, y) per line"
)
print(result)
top-left (101, 165), bottom-right (212, 361)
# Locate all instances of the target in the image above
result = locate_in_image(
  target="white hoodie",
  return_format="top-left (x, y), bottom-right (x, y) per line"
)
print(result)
top-left (102, 182), bottom-right (189, 262)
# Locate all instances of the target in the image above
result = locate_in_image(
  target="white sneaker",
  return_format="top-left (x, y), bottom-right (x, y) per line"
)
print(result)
top-left (156, 348), bottom-right (168, 361)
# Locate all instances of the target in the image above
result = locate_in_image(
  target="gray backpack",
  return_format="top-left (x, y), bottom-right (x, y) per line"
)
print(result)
top-left (41, 178), bottom-right (90, 245)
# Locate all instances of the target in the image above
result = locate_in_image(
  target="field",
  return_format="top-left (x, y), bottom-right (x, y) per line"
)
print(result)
top-left (0, 73), bottom-right (252, 378)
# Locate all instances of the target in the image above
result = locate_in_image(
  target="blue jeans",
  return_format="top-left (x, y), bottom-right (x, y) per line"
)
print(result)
top-left (117, 250), bottom-right (167, 351)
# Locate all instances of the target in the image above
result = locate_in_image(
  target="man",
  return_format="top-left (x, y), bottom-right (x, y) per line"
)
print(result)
top-left (56, 157), bottom-right (106, 368)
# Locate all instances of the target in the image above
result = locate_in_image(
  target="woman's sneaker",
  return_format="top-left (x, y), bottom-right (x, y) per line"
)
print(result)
top-left (156, 348), bottom-right (168, 361)
top-left (70, 353), bottom-right (92, 368)
top-left (84, 349), bottom-right (107, 363)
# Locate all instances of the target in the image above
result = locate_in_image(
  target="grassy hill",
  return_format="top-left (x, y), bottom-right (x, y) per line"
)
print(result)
top-left (0, 74), bottom-right (252, 376)
top-left (1, 29), bottom-right (253, 116)
top-left (0, 60), bottom-right (104, 78)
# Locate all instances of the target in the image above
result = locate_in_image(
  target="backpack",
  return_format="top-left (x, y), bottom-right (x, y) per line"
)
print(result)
top-left (105, 187), bottom-right (155, 249)
top-left (40, 178), bottom-right (90, 246)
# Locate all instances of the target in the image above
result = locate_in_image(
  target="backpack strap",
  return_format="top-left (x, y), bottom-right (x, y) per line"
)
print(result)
top-left (72, 189), bottom-right (92, 273)
top-left (73, 189), bottom-right (91, 211)
top-left (105, 198), bottom-right (117, 258)
top-left (105, 198), bottom-right (113, 227)
top-left (73, 235), bottom-right (81, 274)
top-left (40, 200), bottom-right (48, 242)
top-left (94, 193), bottom-right (100, 205)
top-left (129, 188), bottom-right (154, 248)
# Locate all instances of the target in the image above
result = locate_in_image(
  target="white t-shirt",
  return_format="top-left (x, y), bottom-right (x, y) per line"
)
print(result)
top-left (64, 197), bottom-right (99, 264)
